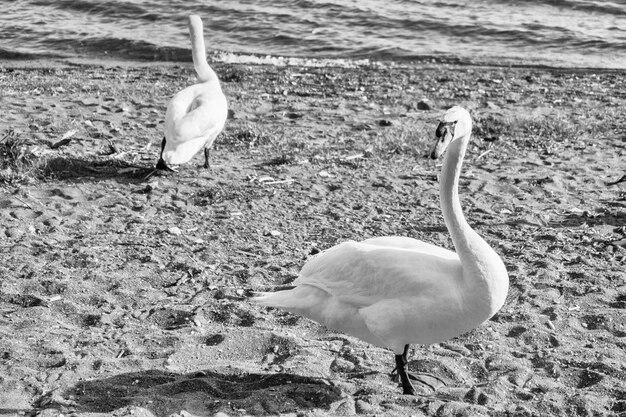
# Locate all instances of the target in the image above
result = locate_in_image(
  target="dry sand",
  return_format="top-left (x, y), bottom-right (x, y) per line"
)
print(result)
top-left (0, 58), bottom-right (624, 417)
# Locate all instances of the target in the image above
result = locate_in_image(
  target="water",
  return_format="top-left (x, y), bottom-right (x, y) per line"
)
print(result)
top-left (2, 0), bottom-right (625, 68)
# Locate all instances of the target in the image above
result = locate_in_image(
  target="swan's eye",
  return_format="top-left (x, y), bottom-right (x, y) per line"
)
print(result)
top-left (436, 121), bottom-right (456, 139)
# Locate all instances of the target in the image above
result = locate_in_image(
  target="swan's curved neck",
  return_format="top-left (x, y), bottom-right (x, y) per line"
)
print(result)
top-left (439, 132), bottom-right (507, 310)
top-left (440, 134), bottom-right (474, 254)
top-left (189, 17), bottom-right (218, 83)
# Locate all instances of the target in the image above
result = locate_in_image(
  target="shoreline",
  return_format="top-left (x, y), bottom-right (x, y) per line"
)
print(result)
top-left (2, 50), bottom-right (626, 73)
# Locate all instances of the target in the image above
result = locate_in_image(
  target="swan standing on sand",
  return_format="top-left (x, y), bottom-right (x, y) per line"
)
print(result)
top-left (254, 106), bottom-right (509, 395)
top-left (156, 15), bottom-right (228, 170)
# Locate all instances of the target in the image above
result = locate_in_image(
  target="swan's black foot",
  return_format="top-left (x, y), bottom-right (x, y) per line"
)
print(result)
top-left (203, 148), bottom-right (211, 169)
top-left (155, 158), bottom-right (178, 173)
top-left (156, 158), bottom-right (167, 170)
top-left (156, 157), bottom-right (170, 171)
top-left (391, 345), bottom-right (447, 395)
top-left (390, 368), bottom-right (446, 394)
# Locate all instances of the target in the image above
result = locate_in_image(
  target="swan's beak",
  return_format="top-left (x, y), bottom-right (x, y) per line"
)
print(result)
top-left (156, 136), bottom-right (176, 171)
top-left (430, 122), bottom-right (455, 159)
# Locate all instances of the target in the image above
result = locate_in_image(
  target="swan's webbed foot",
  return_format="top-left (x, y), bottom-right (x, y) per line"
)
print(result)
top-left (406, 371), bottom-right (447, 392)
top-left (391, 345), bottom-right (447, 395)
top-left (154, 158), bottom-right (169, 170)
top-left (156, 158), bottom-right (170, 171)
top-left (203, 148), bottom-right (211, 169)
top-left (155, 158), bottom-right (178, 173)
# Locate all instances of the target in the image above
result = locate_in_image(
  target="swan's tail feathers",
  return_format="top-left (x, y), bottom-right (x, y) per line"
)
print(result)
top-left (188, 15), bottom-right (218, 83)
top-left (251, 285), bottom-right (326, 312)
top-left (250, 290), bottom-right (297, 309)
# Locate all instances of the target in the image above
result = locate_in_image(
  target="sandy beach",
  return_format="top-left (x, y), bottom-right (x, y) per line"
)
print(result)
top-left (0, 57), bottom-right (624, 416)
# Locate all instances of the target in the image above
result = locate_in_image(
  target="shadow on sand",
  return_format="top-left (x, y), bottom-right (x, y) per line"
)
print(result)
top-left (42, 155), bottom-right (159, 184)
top-left (549, 207), bottom-right (626, 229)
top-left (49, 369), bottom-right (341, 416)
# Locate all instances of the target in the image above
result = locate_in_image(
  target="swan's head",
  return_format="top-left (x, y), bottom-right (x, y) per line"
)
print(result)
top-left (156, 137), bottom-right (176, 171)
top-left (188, 15), bottom-right (203, 41)
top-left (430, 106), bottom-right (472, 159)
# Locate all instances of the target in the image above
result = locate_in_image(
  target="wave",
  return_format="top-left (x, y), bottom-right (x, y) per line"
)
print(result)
top-left (0, 47), bottom-right (55, 60)
top-left (47, 38), bottom-right (190, 61)
top-left (31, 0), bottom-right (161, 21)
top-left (1, 0), bottom-right (625, 68)
top-left (490, 0), bottom-right (626, 17)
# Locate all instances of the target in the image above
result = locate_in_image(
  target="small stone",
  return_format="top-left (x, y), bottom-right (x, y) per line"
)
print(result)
top-left (129, 407), bottom-right (157, 417)
top-left (269, 230), bottom-right (281, 237)
top-left (5, 227), bottom-right (24, 239)
top-left (485, 101), bottom-right (500, 110)
top-left (81, 98), bottom-right (100, 107)
top-left (34, 410), bottom-right (56, 417)
top-left (334, 399), bottom-right (356, 415)
top-left (508, 370), bottom-right (531, 388)
top-left (43, 217), bottom-right (60, 227)
top-left (168, 226), bottom-right (182, 235)
top-left (330, 357), bottom-right (355, 372)
top-left (507, 325), bottom-right (527, 337)
top-left (549, 335), bottom-right (560, 347)
top-left (485, 355), bottom-right (522, 372)
top-left (417, 99), bottom-right (431, 110)
top-left (436, 401), bottom-right (487, 417)
top-left (545, 360), bottom-right (562, 377)
top-left (528, 376), bottom-right (559, 393)
top-left (355, 399), bottom-right (376, 414)
top-left (117, 103), bottom-right (132, 113)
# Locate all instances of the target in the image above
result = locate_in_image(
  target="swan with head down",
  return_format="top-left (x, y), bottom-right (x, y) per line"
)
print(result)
top-left (253, 106), bottom-right (509, 395)
top-left (156, 15), bottom-right (228, 171)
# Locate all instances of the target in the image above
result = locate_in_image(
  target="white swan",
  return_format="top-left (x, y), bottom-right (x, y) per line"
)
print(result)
top-left (156, 15), bottom-right (228, 170)
top-left (253, 106), bottom-right (509, 395)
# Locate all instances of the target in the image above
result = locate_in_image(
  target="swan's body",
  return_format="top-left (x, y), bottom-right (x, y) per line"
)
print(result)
top-left (157, 15), bottom-right (228, 170)
top-left (254, 107), bottom-right (509, 394)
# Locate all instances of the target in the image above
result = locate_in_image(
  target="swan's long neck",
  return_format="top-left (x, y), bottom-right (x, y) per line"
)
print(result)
top-left (440, 134), bottom-right (475, 255)
top-left (188, 16), bottom-right (218, 84)
top-left (440, 133), bottom-right (508, 316)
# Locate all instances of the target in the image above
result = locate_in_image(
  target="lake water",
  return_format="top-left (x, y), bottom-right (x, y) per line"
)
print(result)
top-left (2, 0), bottom-right (625, 68)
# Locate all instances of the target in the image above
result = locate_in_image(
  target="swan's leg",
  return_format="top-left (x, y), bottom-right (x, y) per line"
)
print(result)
top-left (391, 344), bottom-right (447, 394)
top-left (156, 137), bottom-right (170, 171)
top-left (203, 147), bottom-right (211, 169)
top-left (394, 347), bottom-right (416, 395)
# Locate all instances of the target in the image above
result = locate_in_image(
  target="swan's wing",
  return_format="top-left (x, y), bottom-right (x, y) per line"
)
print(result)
top-left (361, 236), bottom-right (458, 260)
top-left (165, 82), bottom-right (227, 145)
top-left (295, 238), bottom-right (462, 308)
